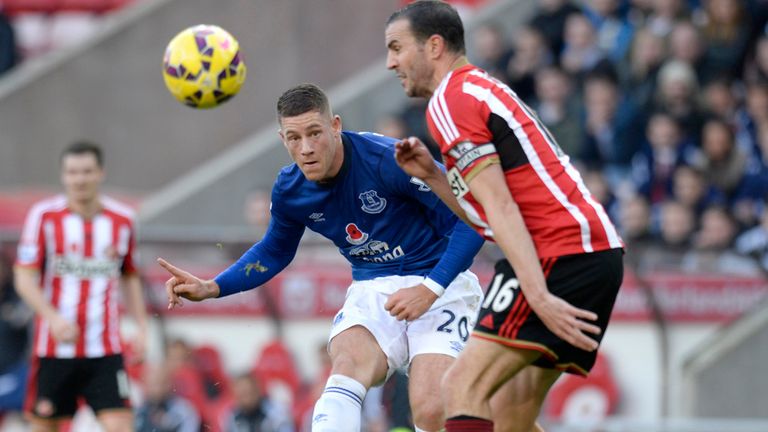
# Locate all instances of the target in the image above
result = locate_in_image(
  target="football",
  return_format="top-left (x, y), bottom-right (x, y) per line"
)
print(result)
top-left (162, 24), bottom-right (246, 109)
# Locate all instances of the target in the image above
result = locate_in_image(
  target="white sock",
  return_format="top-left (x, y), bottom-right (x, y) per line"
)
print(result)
top-left (311, 374), bottom-right (367, 432)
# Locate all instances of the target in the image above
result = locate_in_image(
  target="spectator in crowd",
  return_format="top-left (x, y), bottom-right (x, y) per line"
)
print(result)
top-left (642, 0), bottom-right (689, 37)
top-left (617, 195), bottom-right (654, 246)
top-left (583, 0), bottom-right (635, 63)
top-left (528, 0), bottom-right (581, 55)
top-left (560, 13), bottom-right (605, 81)
top-left (744, 35), bottom-right (768, 83)
top-left (652, 60), bottom-right (704, 140)
top-left (533, 66), bottom-right (584, 157)
top-left (135, 364), bottom-right (201, 432)
top-left (695, 117), bottom-right (749, 198)
top-left (702, 76), bottom-right (740, 123)
top-left (736, 80), bottom-right (768, 158)
top-left (691, 205), bottom-right (739, 251)
top-left (0, 9), bottom-right (17, 75)
top-left (731, 124), bottom-right (768, 228)
top-left (221, 373), bottom-right (294, 432)
top-left (581, 71), bottom-right (644, 185)
top-left (631, 112), bottom-right (698, 204)
top-left (671, 164), bottom-right (724, 217)
top-left (470, 22), bottom-right (513, 82)
top-left (618, 26), bottom-right (666, 110)
top-left (668, 21), bottom-right (707, 83)
top-left (736, 210), bottom-right (768, 273)
top-left (0, 252), bottom-right (32, 415)
top-left (683, 205), bottom-right (761, 275)
top-left (699, 0), bottom-right (753, 82)
top-left (656, 200), bottom-right (696, 251)
top-left (505, 25), bottom-right (552, 103)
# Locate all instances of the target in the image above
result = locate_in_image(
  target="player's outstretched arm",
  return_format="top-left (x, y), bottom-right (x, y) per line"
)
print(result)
top-left (157, 258), bottom-right (220, 309)
top-left (467, 164), bottom-right (601, 352)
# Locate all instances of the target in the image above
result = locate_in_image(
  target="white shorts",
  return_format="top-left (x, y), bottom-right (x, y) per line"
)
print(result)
top-left (328, 270), bottom-right (483, 379)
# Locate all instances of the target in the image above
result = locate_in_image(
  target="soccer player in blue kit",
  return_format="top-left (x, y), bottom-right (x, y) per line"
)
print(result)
top-left (158, 83), bottom-right (485, 431)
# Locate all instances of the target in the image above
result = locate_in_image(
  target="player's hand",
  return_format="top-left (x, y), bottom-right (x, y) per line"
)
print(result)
top-left (394, 137), bottom-right (440, 181)
top-left (157, 258), bottom-right (219, 309)
top-left (50, 315), bottom-right (79, 343)
top-left (530, 293), bottom-right (601, 352)
top-left (129, 327), bottom-right (147, 364)
top-left (385, 284), bottom-right (438, 321)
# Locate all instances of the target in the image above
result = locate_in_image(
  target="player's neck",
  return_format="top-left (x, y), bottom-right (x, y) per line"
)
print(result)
top-left (428, 55), bottom-right (470, 97)
top-left (449, 56), bottom-right (470, 71)
top-left (68, 197), bottom-right (102, 219)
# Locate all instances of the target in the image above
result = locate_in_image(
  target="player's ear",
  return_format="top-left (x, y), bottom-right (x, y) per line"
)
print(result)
top-left (332, 114), bottom-right (342, 134)
top-left (428, 34), bottom-right (444, 59)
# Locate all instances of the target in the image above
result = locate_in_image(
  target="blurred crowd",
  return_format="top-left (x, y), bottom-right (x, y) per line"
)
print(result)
top-left (378, 0), bottom-right (768, 276)
top-left (127, 338), bottom-right (410, 432)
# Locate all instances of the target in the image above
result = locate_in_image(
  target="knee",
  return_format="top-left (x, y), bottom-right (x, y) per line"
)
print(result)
top-left (440, 364), bottom-right (464, 399)
top-left (411, 397), bottom-right (445, 431)
top-left (330, 352), bottom-right (358, 375)
top-left (441, 362), bottom-right (495, 404)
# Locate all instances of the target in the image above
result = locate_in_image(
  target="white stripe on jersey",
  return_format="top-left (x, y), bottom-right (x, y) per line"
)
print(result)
top-left (19, 196), bottom-right (66, 248)
top-left (487, 74), bottom-right (623, 249)
top-left (55, 213), bottom-right (84, 358)
top-left (86, 215), bottom-right (113, 357)
top-left (437, 82), bottom-right (461, 139)
top-left (429, 72), bottom-right (458, 143)
top-left (462, 80), bottom-right (595, 252)
top-left (459, 199), bottom-right (494, 238)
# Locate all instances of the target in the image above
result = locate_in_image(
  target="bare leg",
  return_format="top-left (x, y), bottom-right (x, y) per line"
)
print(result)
top-left (490, 365), bottom-right (561, 432)
top-left (409, 353), bottom-right (454, 430)
top-left (97, 409), bottom-right (134, 432)
top-left (442, 337), bottom-right (541, 419)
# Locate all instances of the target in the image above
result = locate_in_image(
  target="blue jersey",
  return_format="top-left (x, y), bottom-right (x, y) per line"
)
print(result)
top-left (215, 131), bottom-right (483, 296)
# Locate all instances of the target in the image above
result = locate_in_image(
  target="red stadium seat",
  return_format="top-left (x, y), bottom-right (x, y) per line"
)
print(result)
top-left (252, 340), bottom-right (301, 404)
top-left (192, 345), bottom-right (233, 401)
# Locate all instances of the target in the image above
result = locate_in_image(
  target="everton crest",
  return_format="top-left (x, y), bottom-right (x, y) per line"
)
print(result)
top-left (359, 190), bottom-right (387, 214)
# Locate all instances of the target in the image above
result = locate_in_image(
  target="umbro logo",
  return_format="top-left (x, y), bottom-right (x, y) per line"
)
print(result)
top-left (309, 212), bottom-right (325, 222)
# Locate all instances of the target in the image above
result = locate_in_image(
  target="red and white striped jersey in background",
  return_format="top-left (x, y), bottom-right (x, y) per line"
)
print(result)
top-left (15, 194), bottom-right (137, 359)
top-left (427, 64), bottom-right (623, 259)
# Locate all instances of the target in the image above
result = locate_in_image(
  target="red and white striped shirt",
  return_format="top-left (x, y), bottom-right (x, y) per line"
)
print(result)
top-left (16, 194), bottom-right (137, 358)
top-left (427, 64), bottom-right (623, 258)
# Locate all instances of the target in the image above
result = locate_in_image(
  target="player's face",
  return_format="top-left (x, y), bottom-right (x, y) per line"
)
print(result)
top-left (61, 153), bottom-right (104, 205)
top-left (386, 19), bottom-right (435, 98)
top-left (279, 110), bottom-right (344, 182)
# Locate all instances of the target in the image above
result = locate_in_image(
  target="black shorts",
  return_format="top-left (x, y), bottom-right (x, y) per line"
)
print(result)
top-left (473, 248), bottom-right (623, 376)
top-left (24, 354), bottom-right (131, 419)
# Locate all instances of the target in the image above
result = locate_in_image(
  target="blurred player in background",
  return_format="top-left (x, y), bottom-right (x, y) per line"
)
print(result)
top-left (14, 142), bottom-right (148, 432)
top-left (158, 83), bottom-right (485, 431)
top-left (386, 2), bottom-right (624, 431)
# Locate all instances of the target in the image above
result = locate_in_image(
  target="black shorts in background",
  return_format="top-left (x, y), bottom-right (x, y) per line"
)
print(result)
top-left (473, 248), bottom-right (624, 376)
top-left (24, 354), bottom-right (131, 419)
